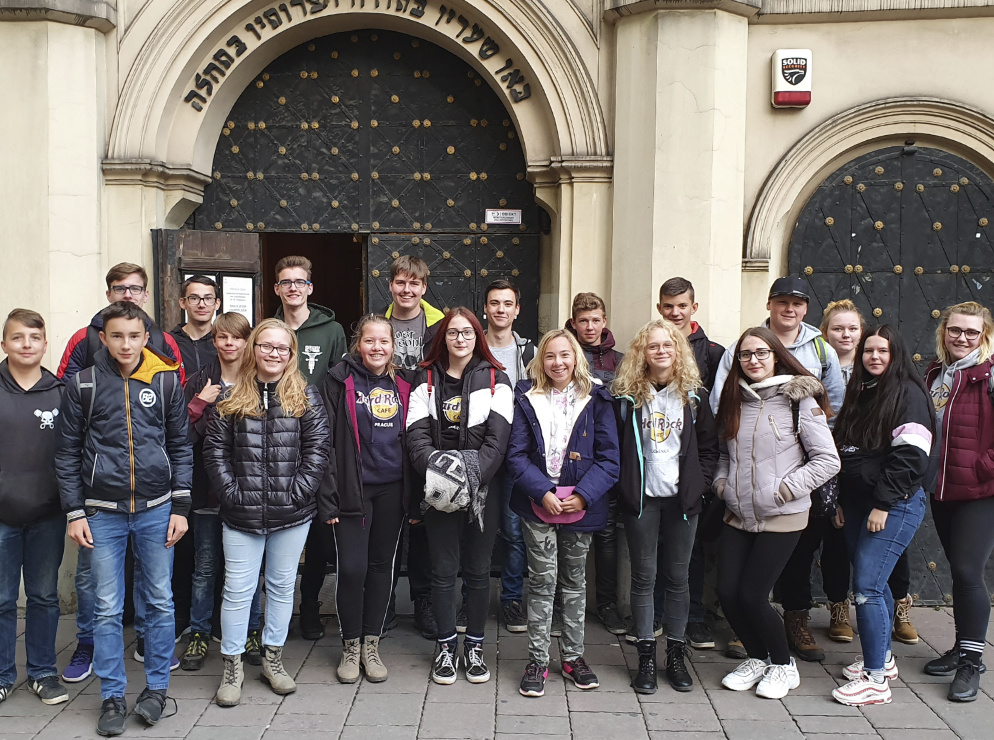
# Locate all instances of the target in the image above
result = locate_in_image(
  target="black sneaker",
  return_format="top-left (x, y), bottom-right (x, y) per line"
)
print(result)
top-left (949, 662), bottom-right (982, 702)
top-left (414, 594), bottom-right (438, 641)
top-left (562, 657), bottom-right (599, 689)
top-left (519, 661), bottom-right (548, 697)
top-left (503, 601), bottom-right (527, 633)
top-left (685, 622), bottom-right (715, 650)
top-left (924, 647), bottom-right (987, 676)
top-left (431, 640), bottom-right (459, 685)
top-left (27, 675), bottom-right (69, 705)
top-left (598, 605), bottom-right (627, 636)
top-left (181, 632), bottom-right (208, 671)
top-left (298, 601), bottom-right (325, 640)
top-left (97, 696), bottom-right (127, 736)
top-left (463, 641), bottom-right (490, 683)
top-left (0, 684), bottom-right (10, 703)
top-left (455, 604), bottom-right (468, 634)
top-left (134, 688), bottom-right (166, 725)
top-left (245, 629), bottom-right (262, 666)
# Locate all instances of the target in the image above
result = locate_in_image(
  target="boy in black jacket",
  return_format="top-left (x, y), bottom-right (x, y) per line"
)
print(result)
top-left (0, 310), bottom-right (67, 706)
top-left (56, 302), bottom-right (192, 737)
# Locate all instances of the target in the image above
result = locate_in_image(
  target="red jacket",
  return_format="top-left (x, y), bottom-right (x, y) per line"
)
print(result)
top-left (925, 358), bottom-right (994, 501)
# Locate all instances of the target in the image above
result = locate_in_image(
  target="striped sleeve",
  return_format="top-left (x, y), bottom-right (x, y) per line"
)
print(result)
top-left (871, 383), bottom-right (934, 510)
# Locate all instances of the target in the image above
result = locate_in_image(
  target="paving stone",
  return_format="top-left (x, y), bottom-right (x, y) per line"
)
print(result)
top-left (496, 690), bottom-right (568, 716)
top-left (266, 713), bottom-right (346, 734)
top-left (345, 692), bottom-right (424, 726)
top-left (419, 706), bottom-right (495, 738)
top-left (570, 711), bottom-right (648, 740)
top-left (800, 735), bottom-right (882, 740)
top-left (793, 714), bottom-right (879, 734)
top-left (642, 702), bottom-right (721, 733)
top-left (198, 701), bottom-right (279, 726)
top-left (720, 719), bottom-right (804, 739)
top-left (563, 662), bottom-right (631, 692)
top-left (495, 714), bottom-right (569, 735)
top-left (566, 688), bottom-right (641, 713)
top-left (707, 690), bottom-right (792, 720)
top-left (910, 680), bottom-right (994, 738)
top-left (0, 714), bottom-right (52, 733)
top-left (875, 730), bottom-right (959, 740)
top-left (859, 696), bottom-right (946, 729)
top-left (495, 735), bottom-right (571, 740)
top-left (278, 683), bottom-right (355, 716)
top-left (187, 729), bottom-right (265, 740)
top-left (637, 686), bottom-right (712, 703)
top-left (359, 658), bottom-right (432, 694)
top-left (0, 686), bottom-right (66, 717)
top-left (782, 694), bottom-right (863, 716)
top-left (648, 733), bottom-right (725, 740)
top-left (262, 733), bottom-right (339, 740)
top-left (426, 678), bottom-right (494, 704)
top-left (339, 727), bottom-right (417, 740)
top-left (577, 642), bottom-right (627, 666)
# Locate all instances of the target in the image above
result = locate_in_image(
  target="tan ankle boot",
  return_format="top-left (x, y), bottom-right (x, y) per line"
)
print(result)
top-left (216, 653), bottom-right (244, 707)
top-left (361, 635), bottom-right (388, 683)
top-left (828, 600), bottom-right (854, 642)
top-left (337, 638), bottom-right (360, 683)
top-left (893, 595), bottom-right (919, 644)
top-left (261, 645), bottom-right (296, 695)
top-left (784, 610), bottom-right (825, 661)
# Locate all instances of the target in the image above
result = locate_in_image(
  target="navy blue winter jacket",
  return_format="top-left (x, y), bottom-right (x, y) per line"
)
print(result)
top-left (506, 381), bottom-right (620, 532)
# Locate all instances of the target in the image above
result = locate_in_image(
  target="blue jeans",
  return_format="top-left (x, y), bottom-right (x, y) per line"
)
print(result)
top-left (89, 505), bottom-right (175, 700)
top-left (220, 522), bottom-right (309, 656)
top-left (190, 512), bottom-right (261, 636)
top-left (498, 469), bottom-right (526, 605)
top-left (76, 541), bottom-right (147, 642)
top-left (0, 516), bottom-right (66, 685)
top-left (843, 489), bottom-right (926, 672)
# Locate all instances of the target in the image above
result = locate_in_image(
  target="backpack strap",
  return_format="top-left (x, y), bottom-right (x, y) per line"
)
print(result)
top-left (77, 366), bottom-right (96, 433)
top-left (814, 336), bottom-right (828, 376)
top-left (158, 371), bottom-right (176, 427)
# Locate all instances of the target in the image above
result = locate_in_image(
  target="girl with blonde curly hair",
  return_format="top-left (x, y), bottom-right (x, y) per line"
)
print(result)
top-left (612, 319), bottom-right (719, 694)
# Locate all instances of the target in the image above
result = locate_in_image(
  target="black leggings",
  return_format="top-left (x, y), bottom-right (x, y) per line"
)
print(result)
top-left (333, 482), bottom-right (405, 641)
top-left (717, 524), bottom-right (801, 665)
top-left (300, 519), bottom-right (335, 603)
top-left (931, 496), bottom-right (994, 647)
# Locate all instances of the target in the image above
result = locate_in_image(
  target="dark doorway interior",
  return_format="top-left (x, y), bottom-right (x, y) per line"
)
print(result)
top-left (262, 233), bottom-right (365, 339)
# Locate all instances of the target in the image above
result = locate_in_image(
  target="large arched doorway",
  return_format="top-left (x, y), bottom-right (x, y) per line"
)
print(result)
top-left (788, 144), bottom-right (994, 603)
top-left (189, 28), bottom-right (540, 336)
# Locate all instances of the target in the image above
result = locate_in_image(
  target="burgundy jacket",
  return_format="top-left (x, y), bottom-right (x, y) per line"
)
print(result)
top-left (925, 357), bottom-right (994, 502)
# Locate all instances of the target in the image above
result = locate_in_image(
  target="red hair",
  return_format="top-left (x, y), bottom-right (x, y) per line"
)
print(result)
top-left (420, 307), bottom-right (504, 371)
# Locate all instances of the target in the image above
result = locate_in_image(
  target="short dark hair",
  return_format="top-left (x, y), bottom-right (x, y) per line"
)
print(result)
top-left (571, 292), bottom-right (607, 320)
top-left (3, 308), bottom-right (45, 340)
top-left (659, 277), bottom-right (695, 303)
top-left (484, 279), bottom-right (520, 305)
top-left (106, 262), bottom-right (148, 289)
top-left (101, 301), bottom-right (149, 328)
top-left (275, 255), bottom-right (312, 281)
top-left (181, 275), bottom-right (220, 299)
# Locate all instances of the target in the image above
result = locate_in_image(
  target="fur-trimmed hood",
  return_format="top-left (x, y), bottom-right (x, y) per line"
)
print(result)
top-left (739, 374), bottom-right (825, 404)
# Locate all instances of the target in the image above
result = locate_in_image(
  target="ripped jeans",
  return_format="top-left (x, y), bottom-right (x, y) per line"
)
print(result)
top-left (842, 489), bottom-right (926, 672)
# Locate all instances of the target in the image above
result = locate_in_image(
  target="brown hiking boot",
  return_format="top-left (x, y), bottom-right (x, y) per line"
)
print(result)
top-left (828, 600), bottom-right (854, 643)
top-left (892, 594), bottom-right (919, 644)
top-left (784, 610), bottom-right (825, 661)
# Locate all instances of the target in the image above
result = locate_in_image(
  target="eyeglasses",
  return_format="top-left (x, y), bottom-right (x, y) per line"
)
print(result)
top-left (277, 279), bottom-right (311, 289)
top-left (946, 326), bottom-right (982, 340)
top-left (255, 342), bottom-right (291, 357)
top-left (445, 328), bottom-right (476, 340)
top-left (737, 348), bottom-right (772, 362)
top-left (109, 285), bottom-right (146, 296)
top-left (182, 295), bottom-right (218, 306)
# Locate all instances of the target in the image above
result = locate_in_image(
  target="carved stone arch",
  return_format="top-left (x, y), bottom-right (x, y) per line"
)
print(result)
top-left (745, 97), bottom-right (994, 275)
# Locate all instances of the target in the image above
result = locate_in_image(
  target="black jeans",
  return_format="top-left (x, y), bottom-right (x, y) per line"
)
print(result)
top-left (717, 524), bottom-right (801, 666)
top-left (592, 497), bottom-right (619, 610)
top-left (300, 519), bottom-right (335, 604)
top-left (424, 490), bottom-right (500, 640)
top-left (932, 495), bottom-right (994, 647)
top-left (655, 522), bottom-right (707, 623)
top-left (333, 482), bottom-right (405, 641)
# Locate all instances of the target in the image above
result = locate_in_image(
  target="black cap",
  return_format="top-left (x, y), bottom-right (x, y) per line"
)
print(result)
top-left (768, 276), bottom-right (810, 301)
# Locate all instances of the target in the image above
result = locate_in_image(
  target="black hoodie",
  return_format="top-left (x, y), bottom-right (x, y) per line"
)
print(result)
top-left (170, 324), bottom-right (217, 380)
top-left (687, 322), bottom-right (725, 393)
top-left (0, 360), bottom-right (65, 527)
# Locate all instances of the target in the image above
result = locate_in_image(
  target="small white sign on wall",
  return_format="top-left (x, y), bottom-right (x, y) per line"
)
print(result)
top-left (222, 276), bottom-right (254, 325)
top-left (772, 49), bottom-right (813, 109)
top-left (485, 209), bottom-right (522, 225)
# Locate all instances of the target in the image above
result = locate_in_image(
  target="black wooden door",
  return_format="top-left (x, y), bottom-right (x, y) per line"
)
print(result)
top-left (788, 146), bottom-right (994, 604)
top-left (191, 28), bottom-right (540, 337)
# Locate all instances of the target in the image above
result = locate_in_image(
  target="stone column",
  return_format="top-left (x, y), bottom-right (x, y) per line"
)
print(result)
top-left (610, 3), bottom-right (754, 349)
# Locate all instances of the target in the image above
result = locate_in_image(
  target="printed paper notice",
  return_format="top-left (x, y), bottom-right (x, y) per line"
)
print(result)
top-left (223, 276), bottom-right (254, 325)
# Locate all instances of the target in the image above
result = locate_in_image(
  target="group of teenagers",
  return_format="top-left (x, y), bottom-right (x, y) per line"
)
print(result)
top-left (3, 257), bottom-right (994, 737)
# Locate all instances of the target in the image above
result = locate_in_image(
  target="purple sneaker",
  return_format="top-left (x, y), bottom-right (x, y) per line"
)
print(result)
top-left (62, 642), bottom-right (94, 683)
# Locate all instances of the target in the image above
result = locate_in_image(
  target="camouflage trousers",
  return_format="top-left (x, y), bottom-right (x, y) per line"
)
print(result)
top-left (521, 520), bottom-right (592, 665)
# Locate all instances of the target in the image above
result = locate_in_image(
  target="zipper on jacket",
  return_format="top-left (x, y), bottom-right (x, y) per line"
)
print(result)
top-left (768, 415), bottom-right (783, 442)
top-left (262, 385), bottom-right (270, 530)
top-left (90, 452), bottom-right (99, 488)
top-left (748, 399), bottom-right (764, 526)
top-left (123, 375), bottom-right (136, 511)
top-left (160, 446), bottom-right (172, 480)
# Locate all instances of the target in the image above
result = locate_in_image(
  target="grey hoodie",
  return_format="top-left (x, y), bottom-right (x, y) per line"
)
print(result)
top-left (710, 321), bottom-right (845, 417)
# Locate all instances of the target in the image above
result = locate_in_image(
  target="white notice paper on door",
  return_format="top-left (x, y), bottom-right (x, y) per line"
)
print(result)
top-left (223, 276), bottom-right (254, 325)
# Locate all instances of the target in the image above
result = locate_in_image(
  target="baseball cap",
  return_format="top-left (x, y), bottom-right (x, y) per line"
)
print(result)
top-left (768, 276), bottom-right (810, 301)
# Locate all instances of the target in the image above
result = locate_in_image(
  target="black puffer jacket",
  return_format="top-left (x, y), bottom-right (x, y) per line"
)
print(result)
top-left (204, 383), bottom-right (331, 535)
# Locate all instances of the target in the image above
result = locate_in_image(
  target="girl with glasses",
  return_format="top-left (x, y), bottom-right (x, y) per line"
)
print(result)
top-left (921, 301), bottom-right (994, 701)
top-left (714, 328), bottom-right (839, 700)
top-left (204, 318), bottom-right (331, 706)
top-left (406, 307), bottom-right (513, 685)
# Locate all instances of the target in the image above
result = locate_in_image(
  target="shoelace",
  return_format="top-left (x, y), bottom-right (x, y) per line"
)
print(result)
top-left (790, 617), bottom-right (816, 646)
top-left (666, 643), bottom-right (692, 670)
top-left (435, 648), bottom-right (456, 673)
top-left (129, 692), bottom-right (178, 721)
top-left (831, 602), bottom-right (850, 624)
top-left (365, 644), bottom-right (385, 669)
top-left (638, 651), bottom-right (656, 674)
top-left (734, 658), bottom-right (766, 676)
top-left (895, 598), bottom-right (913, 623)
top-left (524, 662), bottom-right (544, 681)
top-left (223, 657), bottom-right (240, 684)
top-left (570, 657), bottom-right (594, 679)
top-left (763, 663), bottom-right (789, 683)
top-left (466, 644), bottom-right (485, 668)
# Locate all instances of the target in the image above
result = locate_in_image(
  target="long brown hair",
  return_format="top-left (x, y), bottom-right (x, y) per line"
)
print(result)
top-left (717, 327), bottom-right (831, 439)
top-left (419, 307), bottom-right (504, 370)
top-left (217, 319), bottom-right (311, 419)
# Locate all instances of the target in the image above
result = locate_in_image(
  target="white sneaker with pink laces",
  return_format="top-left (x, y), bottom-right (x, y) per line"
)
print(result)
top-left (842, 655), bottom-right (898, 681)
top-left (833, 674), bottom-right (893, 706)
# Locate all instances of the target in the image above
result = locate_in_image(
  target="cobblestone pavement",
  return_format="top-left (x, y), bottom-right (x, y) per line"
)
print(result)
top-left (2, 606), bottom-right (993, 739)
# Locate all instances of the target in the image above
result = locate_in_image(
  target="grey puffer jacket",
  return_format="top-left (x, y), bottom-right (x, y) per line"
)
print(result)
top-left (714, 374), bottom-right (840, 533)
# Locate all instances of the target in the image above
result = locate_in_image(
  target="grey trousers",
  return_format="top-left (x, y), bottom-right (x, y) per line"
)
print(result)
top-left (624, 496), bottom-right (698, 642)
top-left (522, 520), bottom-right (592, 665)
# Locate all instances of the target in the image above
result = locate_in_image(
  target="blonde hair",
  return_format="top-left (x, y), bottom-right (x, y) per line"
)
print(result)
top-left (819, 299), bottom-right (866, 336)
top-left (217, 319), bottom-right (311, 419)
top-left (935, 301), bottom-right (994, 365)
top-left (611, 319), bottom-right (701, 407)
top-left (350, 314), bottom-right (397, 379)
top-left (526, 330), bottom-right (594, 397)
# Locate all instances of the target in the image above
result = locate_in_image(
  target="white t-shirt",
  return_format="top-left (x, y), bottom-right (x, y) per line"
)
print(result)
top-left (641, 384), bottom-right (683, 498)
top-left (489, 342), bottom-right (520, 386)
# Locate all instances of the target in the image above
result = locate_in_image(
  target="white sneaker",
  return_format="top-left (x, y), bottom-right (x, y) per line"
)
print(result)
top-left (832, 674), bottom-right (893, 706)
top-left (721, 658), bottom-right (769, 691)
top-left (756, 658), bottom-right (801, 699)
top-left (842, 655), bottom-right (898, 682)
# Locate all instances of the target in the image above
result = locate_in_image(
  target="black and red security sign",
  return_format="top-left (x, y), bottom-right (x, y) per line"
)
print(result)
top-left (772, 49), bottom-right (812, 108)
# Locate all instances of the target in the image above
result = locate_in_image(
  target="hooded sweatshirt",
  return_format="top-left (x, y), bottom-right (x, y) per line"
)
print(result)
top-left (169, 324), bottom-right (217, 380)
top-left (687, 322), bottom-right (725, 393)
top-left (0, 360), bottom-right (65, 527)
top-left (710, 320), bottom-right (845, 417)
top-left (275, 303), bottom-right (347, 383)
top-left (345, 354), bottom-right (406, 485)
top-left (564, 322), bottom-right (624, 383)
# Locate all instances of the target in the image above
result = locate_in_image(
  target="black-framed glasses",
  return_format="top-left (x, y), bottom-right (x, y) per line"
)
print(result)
top-left (445, 328), bottom-right (476, 340)
top-left (737, 348), bottom-right (772, 362)
top-left (276, 279), bottom-right (311, 289)
top-left (946, 326), bottom-right (981, 340)
top-left (255, 342), bottom-right (291, 357)
top-left (109, 284), bottom-right (145, 296)
top-left (182, 295), bottom-right (218, 306)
